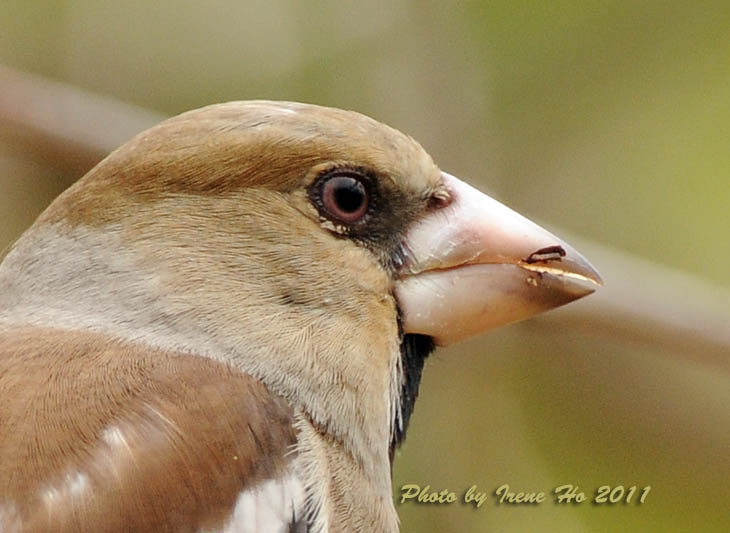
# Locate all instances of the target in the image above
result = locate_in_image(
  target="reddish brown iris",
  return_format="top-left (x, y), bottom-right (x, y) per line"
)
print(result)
top-left (321, 175), bottom-right (369, 223)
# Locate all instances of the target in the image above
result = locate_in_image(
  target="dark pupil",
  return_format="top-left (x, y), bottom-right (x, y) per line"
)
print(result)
top-left (333, 177), bottom-right (365, 213)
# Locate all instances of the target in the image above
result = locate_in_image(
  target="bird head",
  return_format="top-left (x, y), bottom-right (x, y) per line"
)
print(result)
top-left (16, 100), bottom-right (600, 461)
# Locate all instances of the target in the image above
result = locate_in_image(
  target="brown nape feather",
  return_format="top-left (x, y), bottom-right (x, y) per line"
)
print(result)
top-left (0, 327), bottom-right (296, 532)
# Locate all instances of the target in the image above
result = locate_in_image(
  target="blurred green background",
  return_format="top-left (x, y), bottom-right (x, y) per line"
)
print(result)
top-left (1, 1), bottom-right (729, 531)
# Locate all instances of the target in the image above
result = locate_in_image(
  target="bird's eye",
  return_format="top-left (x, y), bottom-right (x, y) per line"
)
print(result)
top-left (313, 172), bottom-right (371, 225)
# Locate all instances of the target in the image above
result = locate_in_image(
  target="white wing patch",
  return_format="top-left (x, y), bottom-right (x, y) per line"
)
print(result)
top-left (216, 474), bottom-right (306, 533)
top-left (101, 425), bottom-right (129, 449)
top-left (0, 502), bottom-right (22, 533)
top-left (40, 471), bottom-right (90, 513)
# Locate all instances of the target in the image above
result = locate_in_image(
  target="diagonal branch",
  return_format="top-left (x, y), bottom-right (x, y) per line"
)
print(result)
top-left (0, 64), bottom-right (164, 176)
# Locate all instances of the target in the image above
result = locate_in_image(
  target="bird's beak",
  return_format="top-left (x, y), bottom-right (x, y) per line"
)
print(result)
top-left (395, 172), bottom-right (603, 345)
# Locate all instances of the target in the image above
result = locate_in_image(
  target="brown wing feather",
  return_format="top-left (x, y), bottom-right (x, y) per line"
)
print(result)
top-left (0, 326), bottom-right (297, 532)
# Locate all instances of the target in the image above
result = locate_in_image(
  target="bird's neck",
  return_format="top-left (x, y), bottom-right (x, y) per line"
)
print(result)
top-left (0, 219), bottom-right (404, 531)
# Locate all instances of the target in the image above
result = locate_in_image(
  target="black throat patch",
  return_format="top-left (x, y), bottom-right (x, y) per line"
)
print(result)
top-left (390, 332), bottom-right (436, 457)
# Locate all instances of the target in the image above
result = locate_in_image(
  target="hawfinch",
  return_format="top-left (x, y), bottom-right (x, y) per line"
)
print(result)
top-left (0, 101), bottom-right (601, 532)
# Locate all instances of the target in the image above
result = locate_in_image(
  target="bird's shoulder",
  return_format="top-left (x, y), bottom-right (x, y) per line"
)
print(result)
top-left (0, 325), bottom-right (307, 532)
